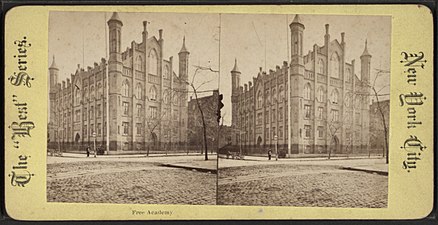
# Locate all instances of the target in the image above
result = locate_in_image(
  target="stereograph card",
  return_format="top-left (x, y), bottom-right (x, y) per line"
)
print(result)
top-left (3, 4), bottom-right (434, 220)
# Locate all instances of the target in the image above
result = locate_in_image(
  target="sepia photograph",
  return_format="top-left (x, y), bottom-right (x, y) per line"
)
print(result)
top-left (46, 11), bottom-right (221, 205)
top-left (217, 13), bottom-right (391, 208)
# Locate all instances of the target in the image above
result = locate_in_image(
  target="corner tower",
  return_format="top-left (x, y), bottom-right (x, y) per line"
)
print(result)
top-left (178, 37), bottom-right (190, 143)
top-left (231, 58), bottom-right (241, 127)
top-left (360, 40), bottom-right (372, 84)
top-left (48, 55), bottom-right (59, 146)
top-left (107, 12), bottom-right (124, 151)
top-left (289, 14), bottom-right (306, 155)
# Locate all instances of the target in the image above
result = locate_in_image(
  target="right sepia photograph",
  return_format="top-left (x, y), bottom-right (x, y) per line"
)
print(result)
top-left (217, 14), bottom-right (391, 208)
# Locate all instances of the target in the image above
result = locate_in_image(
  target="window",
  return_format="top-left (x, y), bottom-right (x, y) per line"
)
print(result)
top-left (136, 104), bottom-right (142, 116)
top-left (257, 90), bottom-right (263, 109)
top-left (135, 83), bottom-right (142, 99)
top-left (279, 126), bottom-right (283, 138)
top-left (304, 125), bottom-right (311, 138)
top-left (304, 105), bottom-right (311, 119)
top-left (345, 94), bottom-right (351, 107)
top-left (331, 109), bottom-right (339, 122)
top-left (75, 110), bottom-right (80, 122)
top-left (97, 104), bottom-right (101, 117)
top-left (164, 65), bottom-right (170, 79)
top-left (318, 59), bottom-right (324, 74)
top-left (317, 86), bottom-right (324, 102)
top-left (257, 112), bottom-right (263, 125)
top-left (83, 88), bottom-right (88, 100)
top-left (318, 126), bottom-right (324, 138)
top-left (135, 55), bottom-right (144, 71)
top-left (83, 125), bottom-right (87, 136)
top-left (346, 68), bottom-right (351, 82)
top-left (136, 123), bottom-right (142, 135)
top-left (149, 86), bottom-right (157, 101)
top-left (149, 106), bottom-right (157, 119)
top-left (90, 85), bottom-right (95, 100)
top-left (122, 80), bottom-right (129, 97)
top-left (90, 106), bottom-right (94, 120)
top-left (97, 83), bottom-right (102, 99)
top-left (90, 126), bottom-right (94, 136)
top-left (265, 110), bottom-right (269, 124)
top-left (122, 122), bottom-right (129, 135)
top-left (123, 102), bottom-right (129, 115)
top-left (97, 123), bottom-right (101, 136)
top-left (83, 107), bottom-right (87, 121)
top-left (304, 83), bottom-right (311, 100)
top-left (149, 49), bottom-right (158, 75)
top-left (279, 107), bottom-right (283, 121)
top-left (356, 112), bottom-right (361, 125)
top-left (331, 89), bottom-right (339, 104)
top-left (330, 52), bottom-right (340, 78)
top-left (318, 107), bottom-right (324, 120)
top-left (279, 86), bottom-right (284, 101)
top-left (272, 109), bottom-right (276, 122)
top-left (75, 88), bottom-right (81, 105)
top-left (272, 88), bottom-right (277, 102)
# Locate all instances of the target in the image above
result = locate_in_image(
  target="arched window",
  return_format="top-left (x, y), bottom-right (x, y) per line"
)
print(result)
top-left (164, 65), bottom-right (170, 79)
top-left (135, 83), bottom-right (142, 99)
top-left (149, 86), bottom-right (157, 101)
top-left (346, 68), bottom-right (351, 82)
top-left (75, 88), bottom-right (81, 105)
top-left (83, 88), bottom-right (88, 101)
top-left (304, 83), bottom-right (311, 100)
top-left (163, 90), bottom-right (168, 104)
top-left (272, 88), bottom-right (277, 102)
top-left (135, 55), bottom-right (143, 72)
top-left (265, 90), bottom-right (270, 105)
top-left (345, 94), bottom-right (351, 107)
top-left (122, 80), bottom-right (129, 97)
top-left (318, 59), bottom-right (324, 74)
top-left (149, 49), bottom-right (158, 75)
top-left (97, 83), bottom-right (102, 99)
top-left (90, 85), bottom-right (95, 101)
top-left (330, 52), bottom-right (340, 79)
top-left (279, 86), bottom-right (284, 101)
top-left (257, 90), bottom-right (263, 109)
top-left (331, 89), bottom-right (339, 104)
top-left (317, 86), bottom-right (324, 102)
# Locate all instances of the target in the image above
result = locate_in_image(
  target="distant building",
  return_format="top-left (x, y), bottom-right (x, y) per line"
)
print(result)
top-left (231, 15), bottom-right (371, 156)
top-left (370, 99), bottom-right (390, 155)
top-left (48, 12), bottom-right (189, 154)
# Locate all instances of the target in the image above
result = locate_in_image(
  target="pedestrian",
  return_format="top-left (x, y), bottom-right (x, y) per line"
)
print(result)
top-left (86, 146), bottom-right (90, 157)
top-left (268, 149), bottom-right (272, 160)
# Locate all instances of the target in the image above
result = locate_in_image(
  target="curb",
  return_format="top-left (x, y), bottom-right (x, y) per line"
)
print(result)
top-left (341, 166), bottom-right (388, 176)
top-left (160, 163), bottom-right (217, 174)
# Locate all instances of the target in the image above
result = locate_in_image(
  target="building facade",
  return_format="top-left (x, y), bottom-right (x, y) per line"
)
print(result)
top-left (48, 12), bottom-right (189, 154)
top-left (231, 15), bottom-right (371, 156)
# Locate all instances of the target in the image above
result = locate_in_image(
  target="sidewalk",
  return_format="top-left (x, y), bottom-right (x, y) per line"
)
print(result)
top-left (51, 152), bottom-right (213, 158)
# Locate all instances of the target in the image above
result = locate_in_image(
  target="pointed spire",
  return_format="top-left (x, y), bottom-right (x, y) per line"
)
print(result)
top-left (292, 14), bottom-right (302, 24)
top-left (108, 12), bottom-right (123, 25)
top-left (179, 36), bottom-right (189, 53)
top-left (361, 39), bottom-right (371, 57)
top-left (290, 14), bottom-right (305, 28)
top-left (49, 55), bottom-right (58, 70)
top-left (231, 58), bottom-right (240, 73)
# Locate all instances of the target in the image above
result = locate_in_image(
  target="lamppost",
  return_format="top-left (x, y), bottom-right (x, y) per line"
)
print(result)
top-left (92, 132), bottom-right (96, 157)
top-left (274, 135), bottom-right (278, 161)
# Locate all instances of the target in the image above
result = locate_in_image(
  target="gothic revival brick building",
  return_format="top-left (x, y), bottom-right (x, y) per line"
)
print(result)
top-left (48, 12), bottom-right (189, 154)
top-left (231, 15), bottom-right (371, 156)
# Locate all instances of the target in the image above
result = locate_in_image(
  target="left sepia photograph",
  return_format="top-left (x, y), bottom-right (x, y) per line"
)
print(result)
top-left (46, 11), bottom-right (220, 205)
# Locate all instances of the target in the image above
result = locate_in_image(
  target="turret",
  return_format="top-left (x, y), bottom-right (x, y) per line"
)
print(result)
top-left (231, 58), bottom-right (241, 96)
top-left (178, 36), bottom-right (190, 83)
top-left (360, 39), bottom-right (372, 84)
top-left (107, 12), bottom-right (123, 62)
top-left (49, 55), bottom-right (59, 92)
top-left (289, 14), bottom-right (305, 57)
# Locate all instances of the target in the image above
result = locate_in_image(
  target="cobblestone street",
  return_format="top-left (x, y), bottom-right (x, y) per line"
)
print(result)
top-left (47, 159), bottom-right (216, 205)
top-left (218, 162), bottom-right (387, 208)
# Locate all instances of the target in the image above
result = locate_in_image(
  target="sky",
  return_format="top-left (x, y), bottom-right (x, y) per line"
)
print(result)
top-left (49, 12), bottom-right (391, 126)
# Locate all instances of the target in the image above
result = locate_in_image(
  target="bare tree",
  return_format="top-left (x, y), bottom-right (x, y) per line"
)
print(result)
top-left (176, 64), bottom-right (219, 161)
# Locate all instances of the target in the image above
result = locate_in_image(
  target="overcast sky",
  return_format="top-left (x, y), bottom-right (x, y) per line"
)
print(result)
top-left (49, 12), bottom-right (390, 126)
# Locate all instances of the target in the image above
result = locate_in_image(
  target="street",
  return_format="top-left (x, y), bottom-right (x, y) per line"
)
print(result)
top-left (47, 154), bottom-right (216, 205)
top-left (217, 157), bottom-right (388, 208)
